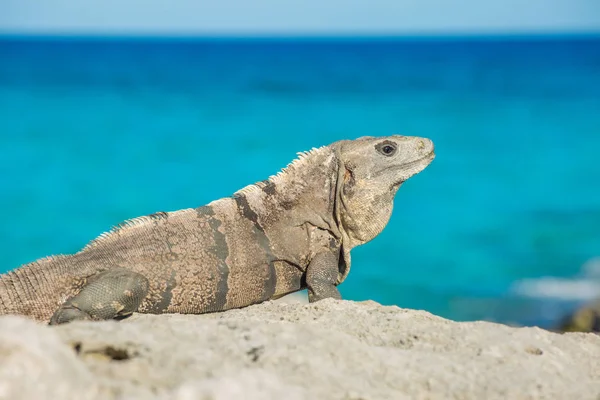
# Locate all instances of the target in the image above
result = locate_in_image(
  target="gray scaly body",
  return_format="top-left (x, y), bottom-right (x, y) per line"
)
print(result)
top-left (0, 135), bottom-right (435, 324)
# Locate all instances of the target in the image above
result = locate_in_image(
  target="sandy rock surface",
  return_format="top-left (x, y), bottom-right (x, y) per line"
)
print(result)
top-left (0, 299), bottom-right (599, 400)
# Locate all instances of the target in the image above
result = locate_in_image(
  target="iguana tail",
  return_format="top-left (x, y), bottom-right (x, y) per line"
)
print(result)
top-left (0, 256), bottom-right (69, 322)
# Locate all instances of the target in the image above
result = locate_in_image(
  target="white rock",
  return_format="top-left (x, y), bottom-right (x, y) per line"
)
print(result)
top-left (0, 299), bottom-right (598, 400)
top-left (0, 316), bottom-right (101, 400)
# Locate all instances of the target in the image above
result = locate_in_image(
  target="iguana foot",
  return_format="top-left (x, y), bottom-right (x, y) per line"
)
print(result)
top-left (306, 251), bottom-right (342, 302)
top-left (49, 268), bottom-right (149, 325)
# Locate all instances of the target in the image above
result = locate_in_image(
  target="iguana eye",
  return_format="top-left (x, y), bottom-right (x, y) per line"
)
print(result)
top-left (375, 141), bottom-right (397, 156)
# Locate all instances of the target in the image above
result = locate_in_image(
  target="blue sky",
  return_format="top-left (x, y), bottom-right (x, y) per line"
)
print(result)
top-left (1, 0), bottom-right (599, 35)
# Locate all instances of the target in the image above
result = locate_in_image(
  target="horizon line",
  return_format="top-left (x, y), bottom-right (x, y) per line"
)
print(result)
top-left (0, 29), bottom-right (599, 41)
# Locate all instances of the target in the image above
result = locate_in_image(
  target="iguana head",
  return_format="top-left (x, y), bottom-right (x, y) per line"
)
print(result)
top-left (333, 135), bottom-right (435, 249)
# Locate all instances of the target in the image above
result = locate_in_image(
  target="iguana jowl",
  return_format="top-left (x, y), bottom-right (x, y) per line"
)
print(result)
top-left (0, 135), bottom-right (435, 324)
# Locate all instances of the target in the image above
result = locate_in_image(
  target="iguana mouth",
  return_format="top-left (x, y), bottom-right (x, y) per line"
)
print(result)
top-left (405, 150), bottom-right (435, 170)
top-left (392, 151), bottom-right (435, 187)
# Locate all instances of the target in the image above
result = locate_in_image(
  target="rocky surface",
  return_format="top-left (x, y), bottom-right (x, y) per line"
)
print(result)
top-left (0, 299), bottom-right (599, 400)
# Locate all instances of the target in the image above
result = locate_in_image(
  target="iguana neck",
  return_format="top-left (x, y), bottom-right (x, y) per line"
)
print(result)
top-left (338, 184), bottom-right (398, 249)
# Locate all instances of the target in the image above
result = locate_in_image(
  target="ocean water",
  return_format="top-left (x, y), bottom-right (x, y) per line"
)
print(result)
top-left (1, 35), bottom-right (599, 328)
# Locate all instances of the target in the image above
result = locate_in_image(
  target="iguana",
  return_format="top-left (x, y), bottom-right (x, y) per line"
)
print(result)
top-left (0, 135), bottom-right (435, 325)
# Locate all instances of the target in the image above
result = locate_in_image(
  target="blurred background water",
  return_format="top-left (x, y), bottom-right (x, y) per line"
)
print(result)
top-left (0, 34), bottom-right (599, 329)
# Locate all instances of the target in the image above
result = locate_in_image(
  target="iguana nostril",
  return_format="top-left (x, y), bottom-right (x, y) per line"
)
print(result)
top-left (417, 139), bottom-right (434, 154)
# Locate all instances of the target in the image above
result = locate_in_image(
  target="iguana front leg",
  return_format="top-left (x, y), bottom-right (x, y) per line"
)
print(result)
top-left (49, 268), bottom-right (149, 325)
top-left (306, 250), bottom-right (342, 302)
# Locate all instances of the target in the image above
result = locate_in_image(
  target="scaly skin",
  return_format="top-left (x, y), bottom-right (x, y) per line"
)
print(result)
top-left (0, 135), bottom-right (435, 324)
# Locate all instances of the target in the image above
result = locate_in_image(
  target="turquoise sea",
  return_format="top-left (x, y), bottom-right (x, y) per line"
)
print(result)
top-left (1, 35), bottom-right (599, 328)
